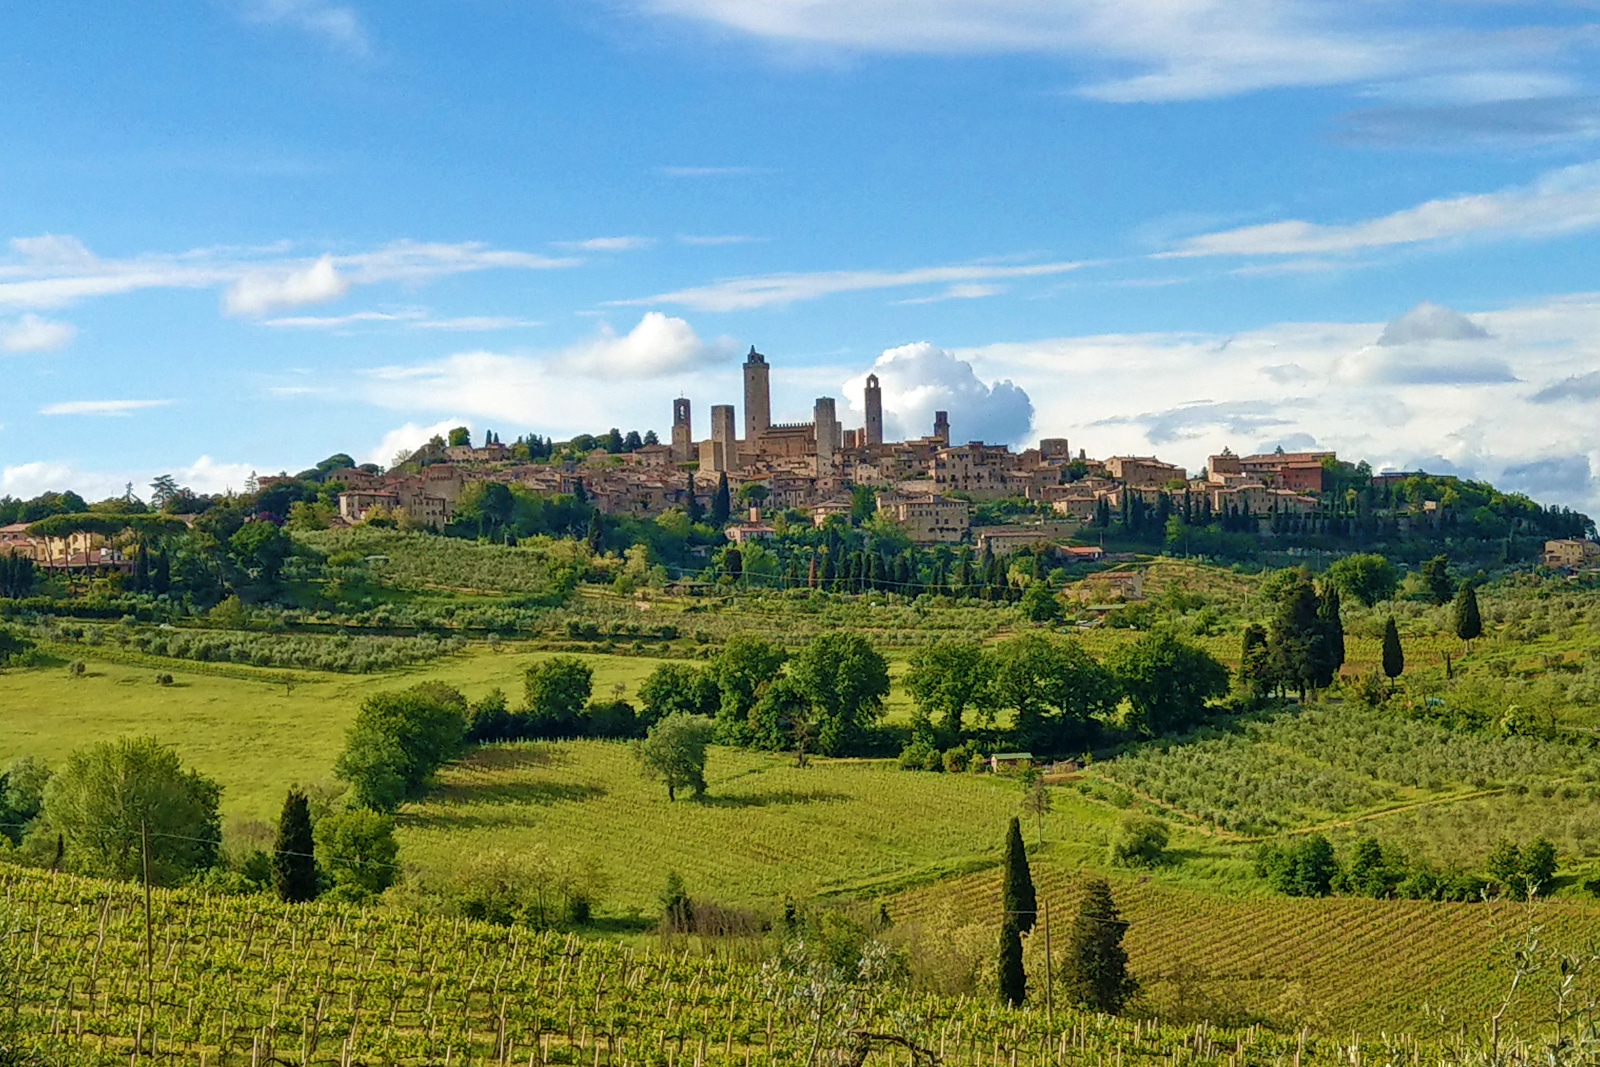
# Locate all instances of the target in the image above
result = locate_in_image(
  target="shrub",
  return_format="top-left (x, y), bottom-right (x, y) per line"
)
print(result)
top-left (898, 740), bottom-right (940, 771)
top-left (313, 809), bottom-right (398, 901)
top-left (1108, 814), bottom-right (1170, 868)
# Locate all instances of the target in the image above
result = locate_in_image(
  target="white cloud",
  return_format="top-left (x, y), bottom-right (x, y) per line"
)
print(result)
top-left (1, 313), bottom-right (77, 352)
top-left (225, 255), bottom-right (349, 316)
top-left (896, 283), bottom-right (1005, 305)
top-left (676, 234), bottom-right (762, 246)
top-left (842, 342), bottom-right (1034, 446)
top-left (948, 291), bottom-right (1600, 517)
top-left (619, 258), bottom-right (1085, 312)
top-left (40, 399), bottom-right (172, 417)
top-left (552, 312), bottom-right (736, 378)
top-left (356, 315), bottom-right (737, 434)
top-left (240, 0), bottom-right (369, 55)
top-left (1169, 160), bottom-right (1600, 257)
top-left (363, 419), bottom-right (472, 467)
top-left (0, 455), bottom-right (256, 500)
top-left (177, 455), bottom-right (260, 495)
top-left (1377, 302), bottom-right (1491, 346)
top-left (631, 0), bottom-right (1589, 103)
top-left (262, 308), bottom-right (541, 330)
top-left (0, 236), bottom-right (578, 313)
top-left (554, 236), bottom-right (656, 252)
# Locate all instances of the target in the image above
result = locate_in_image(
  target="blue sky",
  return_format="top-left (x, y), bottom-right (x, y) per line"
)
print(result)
top-left (2, 1), bottom-right (1598, 514)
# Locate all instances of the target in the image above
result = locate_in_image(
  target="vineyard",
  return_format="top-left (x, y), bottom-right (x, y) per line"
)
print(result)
top-left (398, 741), bottom-right (1081, 911)
top-left (0, 862), bottom-right (1565, 1067)
top-left (888, 857), bottom-right (1600, 1035)
top-left (296, 528), bottom-right (579, 599)
top-left (1095, 704), bottom-right (1591, 835)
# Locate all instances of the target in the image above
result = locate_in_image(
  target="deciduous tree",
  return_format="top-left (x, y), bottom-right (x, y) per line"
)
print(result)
top-left (789, 632), bottom-right (889, 756)
top-left (1106, 631), bottom-right (1229, 736)
top-left (636, 713), bottom-right (714, 801)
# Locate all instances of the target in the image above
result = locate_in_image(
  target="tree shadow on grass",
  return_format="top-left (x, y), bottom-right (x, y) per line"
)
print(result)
top-left (425, 780), bottom-right (606, 809)
top-left (700, 790), bottom-right (851, 809)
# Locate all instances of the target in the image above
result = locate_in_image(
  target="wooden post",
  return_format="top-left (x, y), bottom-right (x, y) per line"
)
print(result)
top-left (1043, 900), bottom-right (1054, 1031)
top-left (141, 818), bottom-right (154, 976)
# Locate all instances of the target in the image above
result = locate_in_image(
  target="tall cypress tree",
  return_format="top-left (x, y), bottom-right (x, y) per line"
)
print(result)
top-left (1454, 582), bottom-right (1482, 648)
top-left (272, 788), bottom-right (318, 903)
top-left (1001, 816), bottom-right (1036, 934)
top-left (1381, 617), bottom-right (1405, 685)
top-left (151, 548), bottom-right (170, 595)
top-left (685, 474), bottom-right (703, 525)
top-left (711, 473), bottom-right (731, 526)
top-left (1062, 877), bottom-right (1136, 1014)
top-left (997, 912), bottom-right (1026, 1007)
top-left (1311, 584), bottom-right (1344, 687)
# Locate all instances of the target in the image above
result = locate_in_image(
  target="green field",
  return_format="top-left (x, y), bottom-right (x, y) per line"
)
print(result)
top-left (399, 740), bottom-right (1081, 912)
top-left (0, 644), bottom-right (674, 820)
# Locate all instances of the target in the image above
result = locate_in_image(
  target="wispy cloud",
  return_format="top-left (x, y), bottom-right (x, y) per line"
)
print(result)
top-left (1167, 160), bottom-right (1600, 258)
top-left (896, 283), bottom-right (1005, 305)
top-left (262, 308), bottom-right (541, 330)
top-left (658, 166), bottom-right (769, 178)
top-left (632, 0), bottom-right (1595, 104)
top-left (616, 258), bottom-right (1086, 312)
top-left (676, 234), bottom-right (763, 246)
top-left (40, 399), bottom-right (173, 417)
top-left (1, 313), bottom-right (77, 352)
top-left (0, 236), bottom-right (578, 314)
top-left (240, 0), bottom-right (369, 56)
top-left (553, 236), bottom-right (656, 252)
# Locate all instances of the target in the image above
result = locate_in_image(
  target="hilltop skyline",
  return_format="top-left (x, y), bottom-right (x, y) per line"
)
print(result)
top-left (2, 3), bottom-right (1598, 513)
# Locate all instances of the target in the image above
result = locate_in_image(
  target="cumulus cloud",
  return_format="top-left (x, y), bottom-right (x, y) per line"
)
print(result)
top-left (1502, 454), bottom-right (1595, 498)
top-left (552, 313), bottom-right (736, 378)
top-left (937, 291), bottom-right (1600, 516)
top-left (842, 342), bottom-right (1033, 446)
top-left (1, 313), bottom-right (77, 352)
top-left (1, 455), bottom-right (256, 500)
top-left (1168, 161), bottom-right (1600, 257)
top-left (1531, 371), bottom-right (1600, 404)
top-left (361, 419), bottom-right (468, 467)
top-left (40, 399), bottom-right (172, 417)
top-left (225, 255), bottom-right (350, 316)
top-left (1378, 302), bottom-right (1491, 345)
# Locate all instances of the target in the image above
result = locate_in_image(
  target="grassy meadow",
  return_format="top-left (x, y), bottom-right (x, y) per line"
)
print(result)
top-left (398, 739), bottom-right (1100, 912)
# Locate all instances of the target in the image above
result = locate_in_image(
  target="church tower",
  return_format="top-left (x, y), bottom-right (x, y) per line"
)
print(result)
top-left (743, 346), bottom-right (770, 443)
top-left (863, 373), bottom-right (884, 446)
top-left (671, 397), bottom-right (692, 462)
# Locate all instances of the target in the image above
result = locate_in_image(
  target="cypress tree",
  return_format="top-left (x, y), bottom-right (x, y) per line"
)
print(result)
top-left (1454, 582), bottom-right (1482, 648)
top-left (133, 542), bottom-right (150, 593)
top-left (997, 913), bottom-right (1026, 1006)
top-left (1061, 877), bottom-right (1136, 1014)
top-left (711, 473), bottom-right (731, 526)
top-left (1381, 617), bottom-right (1404, 684)
top-left (1311, 584), bottom-right (1344, 687)
top-left (1240, 623), bottom-right (1272, 699)
top-left (1001, 816), bottom-right (1036, 934)
top-left (685, 474), bottom-right (703, 524)
top-left (151, 548), bottom-right (170, 595)
top-left (272, 788), bottom-right (318, 903)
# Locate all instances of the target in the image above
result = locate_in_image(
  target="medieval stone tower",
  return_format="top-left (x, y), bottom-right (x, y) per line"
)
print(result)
top-left (863, 373), bottom-right (884, 447)
top-left (671, 397), bottom-right (692, 462)
top-left (813, 396), bottom-right (841, 474)
top-left (933, 410), bottom-right (949, 446)
top-left (743, 346), bottom-right (770, 443)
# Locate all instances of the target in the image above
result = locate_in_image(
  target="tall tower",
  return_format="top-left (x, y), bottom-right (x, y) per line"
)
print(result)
top-left (933, 410), bottom-right (950, 446)
top-left (706, 403), bottom-right (737, 472)
top-left (863, 374), bottom-right (884, 447)
top-left (813, 397), bottom-right (841, 475)
top-left (743, 346), bottom-right (770, 443)
top-left (671, 398), bottom-right (692, 462)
